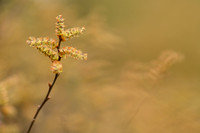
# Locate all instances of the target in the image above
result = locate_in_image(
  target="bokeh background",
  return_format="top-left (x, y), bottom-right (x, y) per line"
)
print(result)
top-left (0, 0), bottom-right (200, 133)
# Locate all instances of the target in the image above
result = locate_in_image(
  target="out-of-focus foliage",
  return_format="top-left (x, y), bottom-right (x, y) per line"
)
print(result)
top-left (0, 0), bottom-right (200, 133)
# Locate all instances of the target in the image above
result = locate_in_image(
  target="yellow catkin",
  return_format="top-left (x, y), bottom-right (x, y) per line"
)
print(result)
top-left (27, 37), bottom-right (59, 61)
top-left (63, 27), bottom-right (85, 39)
top-left (55, 15), bottom-right (65, 41)
top-left (59, 46), bottom-right (87, 60)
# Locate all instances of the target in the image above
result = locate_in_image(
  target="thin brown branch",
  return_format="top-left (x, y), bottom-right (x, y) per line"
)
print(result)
top-left (26, 38), bottom-right (62, 133)
top-left (26, 74), bottom-right (59, 133)
top-left (58, 36), bottom-right (62, 61)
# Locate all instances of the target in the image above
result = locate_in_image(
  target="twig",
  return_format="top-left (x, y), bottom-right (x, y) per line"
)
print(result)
top-left (26, 15), bottom-right (87, 132)
top-left (26, 74), bottom-right (59, 133)
top-left (26, 38), bottom-right (62, 133)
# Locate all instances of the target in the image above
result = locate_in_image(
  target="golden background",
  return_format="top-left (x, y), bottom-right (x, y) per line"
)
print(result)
top-left (0, 0), bottom-right (200, 132)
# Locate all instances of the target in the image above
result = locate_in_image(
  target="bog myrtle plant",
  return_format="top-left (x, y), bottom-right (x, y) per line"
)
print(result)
top-left (26, 15), bottom-right (87, 133)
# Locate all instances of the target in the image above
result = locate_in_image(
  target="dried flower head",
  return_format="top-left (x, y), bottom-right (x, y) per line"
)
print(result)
top-left (0, 85), bottom-right (17, 118)
top-left (0, 87), bottom-right (9, 105)
top-left (149, 51), bottom-right (183, 81)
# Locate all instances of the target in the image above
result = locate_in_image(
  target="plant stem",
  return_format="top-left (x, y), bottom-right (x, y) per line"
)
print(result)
top-left (27, 38), bottom-right (62, 133)
top-left (26, 74), bottom-right (59, 133)
top-left (57, 36), bottom-right (62, 61)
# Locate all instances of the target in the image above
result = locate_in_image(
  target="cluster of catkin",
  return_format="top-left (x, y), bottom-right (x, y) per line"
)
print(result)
top-left (26, 15), bottom-right (87, 74)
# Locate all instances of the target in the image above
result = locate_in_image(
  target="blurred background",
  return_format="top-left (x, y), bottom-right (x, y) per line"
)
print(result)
top-left (0, 0), bottom-right (200, 133)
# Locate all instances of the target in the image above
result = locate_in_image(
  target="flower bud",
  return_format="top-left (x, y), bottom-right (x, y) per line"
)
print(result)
top-left (51, 61), bottom-right (63, 74)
